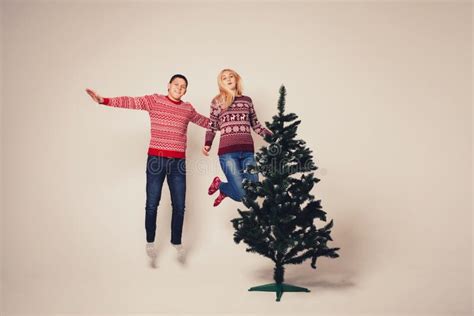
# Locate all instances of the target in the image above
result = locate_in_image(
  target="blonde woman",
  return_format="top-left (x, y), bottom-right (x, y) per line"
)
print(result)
top-left (202, 69), bottom-right (271, 206)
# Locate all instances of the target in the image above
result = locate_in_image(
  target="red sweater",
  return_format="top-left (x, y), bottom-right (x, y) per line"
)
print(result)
top-left (205, 95), bottom-right (271, 155)
top-left (102, 94), bottom-right (209, 158)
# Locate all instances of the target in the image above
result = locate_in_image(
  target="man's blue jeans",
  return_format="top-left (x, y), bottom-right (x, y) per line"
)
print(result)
top-left (218, 151), bottom-right (258, 202)
top-left (145, 155), bottom-right (186, 245)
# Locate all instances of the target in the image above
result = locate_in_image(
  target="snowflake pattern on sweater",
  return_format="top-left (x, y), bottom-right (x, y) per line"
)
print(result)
top-left (103, 94), bottom-right (209, 158)
top-left (205, 95), bottom-right (271, 155)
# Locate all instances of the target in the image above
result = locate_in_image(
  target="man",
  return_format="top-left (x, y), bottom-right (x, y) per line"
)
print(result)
top-left (86, 74), bottom-right (209, 266)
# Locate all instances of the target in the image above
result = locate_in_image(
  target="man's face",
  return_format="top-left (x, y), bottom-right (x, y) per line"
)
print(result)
top-left (168, 78), bottom-right (187, 101)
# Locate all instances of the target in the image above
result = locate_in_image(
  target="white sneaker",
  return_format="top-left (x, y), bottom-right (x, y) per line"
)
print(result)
top-left (146, 242), bottom-right (157, 259)
top-left (146, 242), bottom-right (158, 268)
top-left (173, 244), bottom-right (186, 263)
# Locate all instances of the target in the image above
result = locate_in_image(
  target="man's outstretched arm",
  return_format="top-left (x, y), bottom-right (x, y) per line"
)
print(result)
top-left (189, 106), bottom-right (210, 128)
top-left (85, 88), bottom-right (152, 111)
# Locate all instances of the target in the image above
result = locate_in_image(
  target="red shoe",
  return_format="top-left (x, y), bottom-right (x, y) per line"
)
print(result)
top-left (208, 176), bottom-right (222, 195)
top-left (213, 191), bottom-right (227, 207)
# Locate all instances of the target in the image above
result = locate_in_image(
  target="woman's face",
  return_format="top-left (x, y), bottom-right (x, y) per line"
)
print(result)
top-left (221, 71), bottom-right (237, 91)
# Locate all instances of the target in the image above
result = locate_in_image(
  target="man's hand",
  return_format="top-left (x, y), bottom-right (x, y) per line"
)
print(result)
top-left (86, 88), bottom-right (104, 104)
top-left (202, 145), bottom-right (211, 156)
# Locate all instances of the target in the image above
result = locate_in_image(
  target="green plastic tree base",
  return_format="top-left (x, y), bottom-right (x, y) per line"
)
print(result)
top-left (248, 282), bottom-right (310, 302)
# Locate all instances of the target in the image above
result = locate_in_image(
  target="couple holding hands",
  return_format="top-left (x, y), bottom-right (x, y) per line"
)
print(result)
top-left (86, 69), bottom-right (270, 263)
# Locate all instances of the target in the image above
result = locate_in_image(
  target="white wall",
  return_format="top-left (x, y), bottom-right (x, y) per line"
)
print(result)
top-left (0, 1), bottom-right (3, 314)
top-left (1, 1), bottom-right (472, 315)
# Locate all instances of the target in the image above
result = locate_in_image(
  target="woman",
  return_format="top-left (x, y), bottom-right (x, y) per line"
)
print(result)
top-left (202, 69), bottom-right (271, 207)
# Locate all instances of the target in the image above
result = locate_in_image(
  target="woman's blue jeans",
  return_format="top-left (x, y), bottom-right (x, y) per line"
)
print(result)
top-left (218, 151), bottom-right (258, 202)
top-left (145, 155), bottom-right (186, 244)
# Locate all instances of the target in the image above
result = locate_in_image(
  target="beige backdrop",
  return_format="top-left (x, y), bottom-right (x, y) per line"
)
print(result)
top-left (1, 1), bottom-right (472, 315)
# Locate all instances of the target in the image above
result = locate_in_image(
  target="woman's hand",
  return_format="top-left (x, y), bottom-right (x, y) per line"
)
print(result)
top-left (85, 88), bottom-right (104, 104)
top-left (202, 145), bottom-right (211, 156)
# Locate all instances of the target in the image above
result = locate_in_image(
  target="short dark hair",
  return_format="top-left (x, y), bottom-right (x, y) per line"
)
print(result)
top-left (169, 74), bottom-right (188, 87)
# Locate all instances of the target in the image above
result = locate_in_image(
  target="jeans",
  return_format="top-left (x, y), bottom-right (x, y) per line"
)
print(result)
top-left (145, 155), bottom-right (186, 245)
top-left (218, 151), bottom-right (258, 202)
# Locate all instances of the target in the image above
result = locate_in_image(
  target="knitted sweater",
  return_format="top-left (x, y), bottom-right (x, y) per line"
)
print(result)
top-left (205, 95), bottom-right (271, 155)
top-left (102, 94), bottom-right (209, 158)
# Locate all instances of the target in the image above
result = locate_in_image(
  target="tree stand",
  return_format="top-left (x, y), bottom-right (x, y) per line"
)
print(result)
top-left (248, 282), bottom-right (310, 302)
top-left (248, 264), bottom-right (310, 301)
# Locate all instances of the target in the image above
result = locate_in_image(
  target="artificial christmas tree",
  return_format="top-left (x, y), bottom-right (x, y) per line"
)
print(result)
top-left (231, 85), bottom-right (340, 302)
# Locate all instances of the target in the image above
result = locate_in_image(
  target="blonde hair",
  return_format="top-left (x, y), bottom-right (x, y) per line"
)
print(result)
top-left (213, 69), bottom-right (243, 111)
